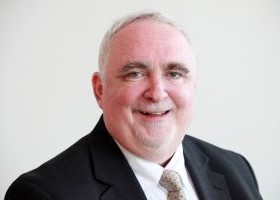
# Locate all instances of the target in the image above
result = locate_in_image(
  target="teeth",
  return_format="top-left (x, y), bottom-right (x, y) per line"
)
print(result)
top-left (143, 111), bottom-right (166, 115)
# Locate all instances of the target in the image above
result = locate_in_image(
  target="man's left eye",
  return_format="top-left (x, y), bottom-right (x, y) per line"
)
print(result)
top-left (167, 72), bottom-right (182, 79)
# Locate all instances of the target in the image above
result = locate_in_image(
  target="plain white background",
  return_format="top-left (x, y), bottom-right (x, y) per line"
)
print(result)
top-left (1, 0), bottom-right (279, 199)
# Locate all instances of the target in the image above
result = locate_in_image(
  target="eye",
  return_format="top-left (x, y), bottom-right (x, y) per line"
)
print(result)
top-left (126, 71), bottom-right (143, 79)
top-left (118, 62), bottom-right (149, 81)
top-left (167, 71), bottom-right (183, 79)
top-left (120, 71), bottom-right (146, 81)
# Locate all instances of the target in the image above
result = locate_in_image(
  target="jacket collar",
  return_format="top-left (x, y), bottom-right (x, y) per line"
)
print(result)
top-left (183, 136), bottom-right (232, 200)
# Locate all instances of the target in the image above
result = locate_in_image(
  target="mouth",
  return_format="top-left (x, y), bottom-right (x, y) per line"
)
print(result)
top-left (139, 110), bottom-right (170, 116)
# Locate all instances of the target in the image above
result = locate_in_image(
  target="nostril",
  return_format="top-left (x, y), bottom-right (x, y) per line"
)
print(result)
top-left (144, 86), bottom-right (168, 102)
top-left (144, 91), bottom-right (168, 102)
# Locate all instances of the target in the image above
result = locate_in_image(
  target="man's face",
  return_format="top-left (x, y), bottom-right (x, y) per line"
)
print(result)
top-left (93, 21), bottom-right (196, 164)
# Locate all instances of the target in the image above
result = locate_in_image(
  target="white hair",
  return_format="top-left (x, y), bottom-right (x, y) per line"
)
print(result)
top-left (98, 10), bottom-right (193, 75)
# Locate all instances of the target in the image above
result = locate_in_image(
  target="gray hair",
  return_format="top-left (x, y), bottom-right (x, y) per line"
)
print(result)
top-left (98, 11), bottom-right (192, 75)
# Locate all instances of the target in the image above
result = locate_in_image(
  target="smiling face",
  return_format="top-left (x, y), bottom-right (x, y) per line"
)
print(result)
top-left (93, 20), bottom-right (196, 164)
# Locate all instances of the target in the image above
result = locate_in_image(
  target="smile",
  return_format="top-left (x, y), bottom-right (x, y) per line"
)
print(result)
top-left (139, 110), bottom-right (170, 116)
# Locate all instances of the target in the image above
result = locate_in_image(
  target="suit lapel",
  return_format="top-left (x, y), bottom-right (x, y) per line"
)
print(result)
top-left (87, 117), bottom-right (147, 200)
top-left (183, 136), bottom-right (232, 200)
top-left (87, 117), bottom-right (232, 200)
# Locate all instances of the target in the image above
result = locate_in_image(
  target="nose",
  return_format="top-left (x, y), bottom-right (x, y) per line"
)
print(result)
top-left (144, 75), bottom-right (168, 102)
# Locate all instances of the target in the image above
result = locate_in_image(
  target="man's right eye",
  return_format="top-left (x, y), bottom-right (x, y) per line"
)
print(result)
top-left (123, 71), bottom-right (145, 80)
top-left (127, 71), bottom-right (142, 78)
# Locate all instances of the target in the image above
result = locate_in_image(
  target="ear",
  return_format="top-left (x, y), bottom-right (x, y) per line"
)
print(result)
top-left (92, 72), bottom-right (104, 109)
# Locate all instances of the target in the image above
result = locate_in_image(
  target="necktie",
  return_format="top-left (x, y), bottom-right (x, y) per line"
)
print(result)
top-left (159, 169), bottom-right (186, 200)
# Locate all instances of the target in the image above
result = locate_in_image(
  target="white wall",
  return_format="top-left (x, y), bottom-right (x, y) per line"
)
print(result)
top-left (1, 0), bottom-right (279, 199)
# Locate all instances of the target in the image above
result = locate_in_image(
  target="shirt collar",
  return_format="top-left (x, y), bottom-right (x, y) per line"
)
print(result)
top-left (116, 141), bottom-right (187, 189)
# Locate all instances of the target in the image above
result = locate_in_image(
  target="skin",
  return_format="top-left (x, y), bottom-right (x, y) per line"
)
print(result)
top-left (92, 20), bottom-right (196, 166)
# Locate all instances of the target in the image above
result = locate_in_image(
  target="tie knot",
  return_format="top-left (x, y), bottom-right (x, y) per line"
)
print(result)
top-left (159, 169), bottom-right (184, 192)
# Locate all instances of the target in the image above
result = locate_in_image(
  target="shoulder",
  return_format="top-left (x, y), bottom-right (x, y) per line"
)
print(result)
top-left (183, 135), bottom-right (251, 169)
top-left (183, 135), bottom-right (242, 160)
top-left (183, 135), bottom-right (260, 189)
top-left (5, 133), bottom-right (103, 200)
top-left (5, 177), bottom-right (53, 200)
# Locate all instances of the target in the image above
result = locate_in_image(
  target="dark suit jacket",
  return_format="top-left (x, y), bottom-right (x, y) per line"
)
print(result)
top-left (5, 116), bottom-right (262, 200)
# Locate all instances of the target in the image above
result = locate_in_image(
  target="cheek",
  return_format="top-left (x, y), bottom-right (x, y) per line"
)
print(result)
top-left (173, 86), bottom-right (195, 109)
top-left (121, 90), bottom-right (137, 107)
top-left (173, 87), bottom-right (195, 131)
top-left (105, 84), bottom-right (143, 110)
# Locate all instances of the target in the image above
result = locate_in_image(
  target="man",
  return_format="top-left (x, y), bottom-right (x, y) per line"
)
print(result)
top-left (5, 11), bottom-right (262, 200)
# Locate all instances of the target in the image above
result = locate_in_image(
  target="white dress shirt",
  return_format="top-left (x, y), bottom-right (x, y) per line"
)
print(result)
top-left (116, 142), bottom-right (199, 200)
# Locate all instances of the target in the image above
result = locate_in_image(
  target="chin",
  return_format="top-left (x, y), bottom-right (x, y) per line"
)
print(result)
top-left (135, 131), bottom-right (176, 150)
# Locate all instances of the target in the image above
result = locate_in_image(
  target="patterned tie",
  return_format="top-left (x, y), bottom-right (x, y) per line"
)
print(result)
top-left (159, 169), bottom-right (186, 200)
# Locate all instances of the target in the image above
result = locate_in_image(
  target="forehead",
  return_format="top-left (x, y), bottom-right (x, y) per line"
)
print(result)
top-left (111, 20), bottom-right (188, 48)
top-left (106, 20), bottom-right (194, 70)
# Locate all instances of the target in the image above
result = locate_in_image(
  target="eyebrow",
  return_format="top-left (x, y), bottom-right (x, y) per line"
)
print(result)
top-left (119, 61), bottom-right (149, 73)
top-left (165, 62), bottom-right (190, 74)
